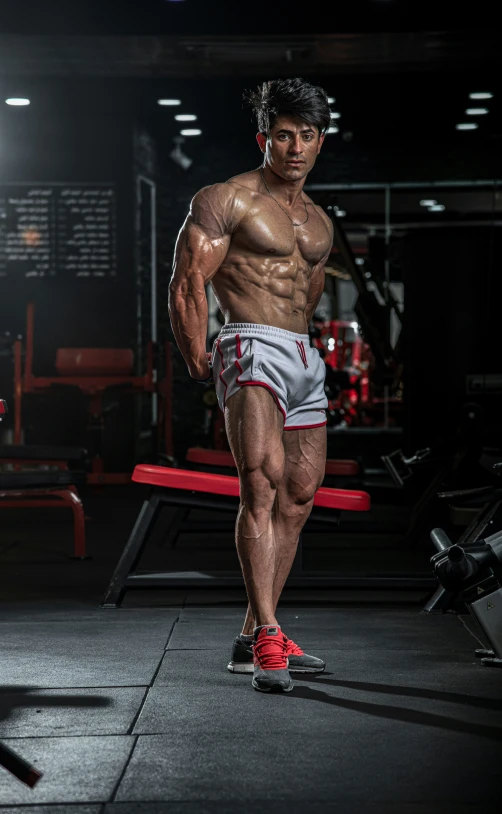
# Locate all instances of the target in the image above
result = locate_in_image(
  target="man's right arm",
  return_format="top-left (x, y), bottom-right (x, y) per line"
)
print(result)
top-left (168, 183), bottom-right (244, 380)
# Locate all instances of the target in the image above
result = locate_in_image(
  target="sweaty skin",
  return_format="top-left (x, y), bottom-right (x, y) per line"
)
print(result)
top-left (169, 117), bottom-right (333, 380)
top-left (169, 115), bottom-right (333, 636)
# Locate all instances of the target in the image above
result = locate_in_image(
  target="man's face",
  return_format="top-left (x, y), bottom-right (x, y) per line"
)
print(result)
top-left (257, 114), bottom-right (325, 181)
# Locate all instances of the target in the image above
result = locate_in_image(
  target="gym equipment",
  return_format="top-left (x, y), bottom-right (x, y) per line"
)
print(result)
top-left (0, 444), bottom-right (88, 558)
top-left (13, 302), bottom-right (174, 484)
top-left (0, 399), bottom-right (44, 787)
top-left (185, 446), bottom-right (360, 478)
top-left (429, 525), bottom-right (502, 667)
top-left (101, 463), bottom-right (437, 608)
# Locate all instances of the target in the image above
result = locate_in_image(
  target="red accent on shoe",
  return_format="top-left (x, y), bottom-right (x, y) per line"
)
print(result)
top-left (284, 636), bottom-right (305, 657)
top-left (253, 626), bottom-right (288, 671)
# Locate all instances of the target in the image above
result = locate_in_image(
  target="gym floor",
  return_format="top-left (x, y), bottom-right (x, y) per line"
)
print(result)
top-left (0, 489), bottom-right (501, 812)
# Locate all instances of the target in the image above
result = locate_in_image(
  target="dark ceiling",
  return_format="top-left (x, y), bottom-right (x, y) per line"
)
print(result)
top-left (0, 31), bottom-right (499, 78)
top-left (0, 0), bottom-right (494, 38)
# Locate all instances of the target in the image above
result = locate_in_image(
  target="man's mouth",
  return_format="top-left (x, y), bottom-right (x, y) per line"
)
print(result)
top-left (286, 161), bottom-right (304, 166)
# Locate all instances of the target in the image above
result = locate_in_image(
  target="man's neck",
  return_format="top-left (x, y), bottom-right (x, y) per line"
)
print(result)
top-left (260, 164), bottom-right (307, 207)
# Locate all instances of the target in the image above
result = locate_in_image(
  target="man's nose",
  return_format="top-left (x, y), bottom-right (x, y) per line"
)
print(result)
top-left (288, 137), bottom-right (302, 154)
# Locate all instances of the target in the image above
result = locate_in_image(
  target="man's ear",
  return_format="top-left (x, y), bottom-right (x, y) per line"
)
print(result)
top-left (317, 132), bottom-right (325, 154)
top-left (256, 132), bottom-right (267, 153)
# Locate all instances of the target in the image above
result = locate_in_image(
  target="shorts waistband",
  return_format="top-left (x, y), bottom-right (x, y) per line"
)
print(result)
top-left (218, 323), bottom-right (310, 343)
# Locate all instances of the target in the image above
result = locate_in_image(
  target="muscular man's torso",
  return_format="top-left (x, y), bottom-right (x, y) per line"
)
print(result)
top-left (210, 170), bottom-right (333, 335)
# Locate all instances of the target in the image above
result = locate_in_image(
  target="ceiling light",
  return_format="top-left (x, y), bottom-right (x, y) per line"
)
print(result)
top-left (456, 123), bottom-right (478, 130)
top-left (175, 114), bottom-right (197, 121)
top-left (428, 204), bottom-right (445, 212)
top-left (326, 126), bottom-right (339, 134)
top-left (158, 99), bottom-right (181, 106)
top-left (469, 92), bottom-right (493, 100)
top-left (335, 209), bottom-right (346, 217)
top-left (420, 199), bottom-right (437, 206)
top-left (330, 112), bottom-right (341, 119)
top-left (180, 129), bottom-right (202, 136)
top-left (5, 98), bottom-right (30, 106)
top-left (355, 258), bottom-right (364, 265)
top-left (327, 97), bottom-right (336, 104)
top-left (465, 108), bottom-right (489, 115)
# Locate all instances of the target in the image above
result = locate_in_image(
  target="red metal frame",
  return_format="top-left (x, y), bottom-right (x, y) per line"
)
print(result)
top-left (13, 303), bottom-right (174, 482)
top-left (0, 486), bottom-right (86, 558)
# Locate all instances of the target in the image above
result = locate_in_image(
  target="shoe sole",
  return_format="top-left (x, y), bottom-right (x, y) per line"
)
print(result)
top-left (228, 662), bottom-right (324, 675)
top-left (252, 679), bottom-right (294, 693)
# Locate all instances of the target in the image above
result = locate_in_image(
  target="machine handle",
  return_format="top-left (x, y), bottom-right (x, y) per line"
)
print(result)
top-left (430, 528), bottom-right (453, 552)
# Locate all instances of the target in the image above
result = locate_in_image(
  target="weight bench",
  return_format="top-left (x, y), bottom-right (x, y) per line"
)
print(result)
top-left (0, 445), bottom-right (88, 558)
top-left (186, 446), bottom-right (360, 477)
top-left (102, 464), bottom-right (372, 607)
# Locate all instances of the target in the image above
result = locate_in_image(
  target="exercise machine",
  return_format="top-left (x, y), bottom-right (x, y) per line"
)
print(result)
top-left (429, 524), bottom-right (502, 667)
top-left (13, 302), bottom-right (174, 484)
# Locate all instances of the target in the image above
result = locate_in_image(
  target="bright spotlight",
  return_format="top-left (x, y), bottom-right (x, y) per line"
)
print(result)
top-left (428, 204), bottom-right (445, 212)
top-left (180, 129), bottom-right (202, 136)
top-left (335, 209), bottom-right (346, 217)
top-left (330, 112), bottom-right (341, 119)
top-left (158, 99), bottom-right (181, 106)
top-left (355, 258), bottom-right (365, 265)
top-left (420, 199), bottom-right (437, 206)
top-left (469, 92), bottom-right (493, 99)
top-left (465, 108), bottom-right (489, 115)
top-left (5, 98), bottom-right (30, 106)
top-left (456, 123), bottom-right (478, 130)
top-left (327, 97), bottom-right (336, 104)
top-left (326, 126), bottom-right (339, 134)
top-left (175, 114), bottom-right (197, 121)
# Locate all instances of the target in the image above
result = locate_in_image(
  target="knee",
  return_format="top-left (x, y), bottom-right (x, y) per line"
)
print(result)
top-left (240, 454), bottom-right (285, 513)
top-left (282, 474), bottom-right (321, 513)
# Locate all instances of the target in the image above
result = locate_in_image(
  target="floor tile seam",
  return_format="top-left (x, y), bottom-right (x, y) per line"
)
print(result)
top-left (123, 609), bottom-right (183, 737)
top-left (105, 612), bottom-right (183, 803)
top-left (0, 733), bottom-right (135, 742)
top-left (107, 733), bottom-right (139, 806)
top-left (0, 685), bottom-right (152, 691)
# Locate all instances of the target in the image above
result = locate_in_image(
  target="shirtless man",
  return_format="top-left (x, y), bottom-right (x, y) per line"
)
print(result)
top-left (169, 77), bottom-right (333, 693)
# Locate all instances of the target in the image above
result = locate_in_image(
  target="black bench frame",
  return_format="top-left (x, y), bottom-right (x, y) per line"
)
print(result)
top-left (101, 485), bottom-right (436, 608)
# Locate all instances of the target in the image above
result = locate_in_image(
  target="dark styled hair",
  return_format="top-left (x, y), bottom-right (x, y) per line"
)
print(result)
top-left (244, 77), bottom-right (331, 136)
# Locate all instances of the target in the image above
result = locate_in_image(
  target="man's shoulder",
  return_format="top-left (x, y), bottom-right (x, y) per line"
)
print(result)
top-left (192, 176), bottom-right (255, 209)
top-left (304, 196), bottom-right (333, 233)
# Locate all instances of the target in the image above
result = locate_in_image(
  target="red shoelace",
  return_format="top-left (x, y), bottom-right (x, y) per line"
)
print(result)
top-left (253, 630), bottom-right (288, 671)
top-left (284, 636), bottom-right (305, 657)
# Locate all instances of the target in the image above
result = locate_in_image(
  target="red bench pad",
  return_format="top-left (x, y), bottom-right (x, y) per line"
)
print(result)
top-left (132, 465), bottom-right (370, 512)
top-left (186, 447), bottom-right (360, 477)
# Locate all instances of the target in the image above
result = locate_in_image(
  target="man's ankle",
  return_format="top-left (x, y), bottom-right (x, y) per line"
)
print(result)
top-left (254, 620), bottom-right (279, 631)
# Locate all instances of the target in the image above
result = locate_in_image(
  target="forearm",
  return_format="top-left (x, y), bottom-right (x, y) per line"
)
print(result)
top-left (169, 279), bottom-right (210, 379)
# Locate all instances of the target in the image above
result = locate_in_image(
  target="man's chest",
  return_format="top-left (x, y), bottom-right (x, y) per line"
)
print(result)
top-left (233, 203), bottom-right (331, 266)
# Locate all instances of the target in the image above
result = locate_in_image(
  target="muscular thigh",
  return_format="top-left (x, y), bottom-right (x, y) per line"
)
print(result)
top-left (225, 387), bottom-right (285, 481)
top-left (278, 426), bottom-right (327, 505)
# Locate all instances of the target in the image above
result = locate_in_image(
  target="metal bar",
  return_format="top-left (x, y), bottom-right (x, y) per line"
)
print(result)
top-left (13, 340), bottom-right (22, 445)
top-left (24, 302), bottom-right (34, 386)
top-left (124, 572), bottom-right (436, 590)
top-left (164, 341), bottom-right (173, 457)
top-left (101, 491), bottom-right (162, 608)
top-left (305, 180), bottom-right (502, 191)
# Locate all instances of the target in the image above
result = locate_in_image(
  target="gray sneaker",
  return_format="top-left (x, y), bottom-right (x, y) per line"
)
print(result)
top-left (227, 633), bottom-right (325, 674)
top-left (251, 624), bottom-right (293, 693)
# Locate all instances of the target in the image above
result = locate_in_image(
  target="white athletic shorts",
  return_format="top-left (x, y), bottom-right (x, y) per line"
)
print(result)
top-left (211, 323), bottom-right (328, 431)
